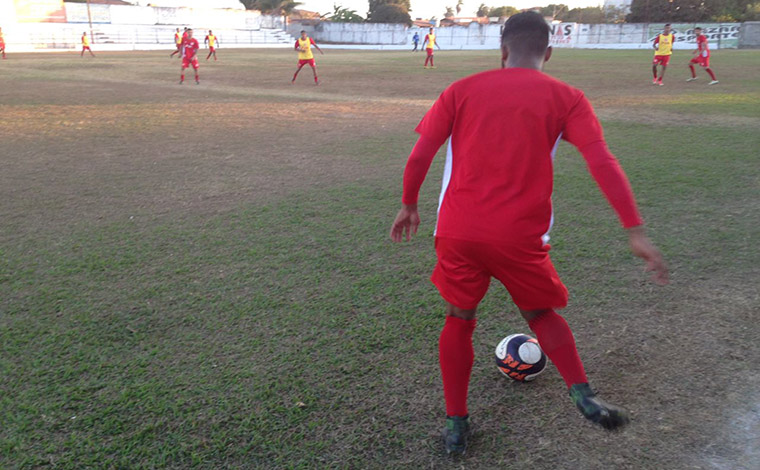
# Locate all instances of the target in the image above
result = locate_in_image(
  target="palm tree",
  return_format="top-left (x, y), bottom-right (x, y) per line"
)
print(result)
top-left (456, 0), bottom-right (464, 15)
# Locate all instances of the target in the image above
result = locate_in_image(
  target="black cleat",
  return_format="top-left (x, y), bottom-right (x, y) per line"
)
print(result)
top-left (442, 415), bottom-right (472, 455)
top-left (569, 383), bottom-right (630, 430)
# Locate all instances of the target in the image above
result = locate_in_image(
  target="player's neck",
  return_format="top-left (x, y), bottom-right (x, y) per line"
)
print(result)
top-left (503, 57), bottom-right (544, 71)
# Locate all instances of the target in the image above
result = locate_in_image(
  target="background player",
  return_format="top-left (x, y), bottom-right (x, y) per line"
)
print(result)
top-left (652, 24), bottom-right (674, 86)
top-left (687, 27), bottom-right (718, 85)
top-left (422, 27), bottom-right (441, 68)
top-left (205, 30), bottom-right (219, 61)
top-left (81, 32), bottom-right (95, 58)
top-left (291, 30), bottom-right (323, 85)
top-left (390, 11), bottom-right (668, 456)
top-left (170, 28), bottom-right (182, 58)
top-left (179, 29), bottom-right (200, 85)
top-left (0, 27), bottom-right (6, 59)
top-left (412, 31), bottom-right (420, 52)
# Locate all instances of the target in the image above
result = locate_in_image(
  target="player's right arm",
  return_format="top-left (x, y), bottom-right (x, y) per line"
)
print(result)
top-left (563, 94), bottom-right (668, 284)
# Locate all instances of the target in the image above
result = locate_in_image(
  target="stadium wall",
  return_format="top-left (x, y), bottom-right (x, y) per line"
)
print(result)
top-left (292, 21), bottom-right (745, 50)
top-left (738, 22), bottom-right (760, 48)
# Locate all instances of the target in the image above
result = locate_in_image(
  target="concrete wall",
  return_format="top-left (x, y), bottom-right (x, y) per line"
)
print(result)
top-left (292, 21), bottom-right (749, 50)
top-left (738, 22), bottom-right (760, 48)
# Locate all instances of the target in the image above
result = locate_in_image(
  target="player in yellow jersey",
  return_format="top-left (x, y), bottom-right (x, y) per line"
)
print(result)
top-left (422, 27), bottom-right (441, 68)
top-left (81, 31), bottom-right (95, 58)
top-left (0, 27), bottom-right (6, 60)
top-left (170, 28), bottom-right (182, 58)
top-left (292, 30), bottom-right (324, 85)
top-left (652, 24), bottom-right (674, 86)
top-left (204, 30), bottom-right (219, 61)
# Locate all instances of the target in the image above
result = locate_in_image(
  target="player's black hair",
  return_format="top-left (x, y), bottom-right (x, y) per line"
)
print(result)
top-left (301, 30), bottom-right (306, 33)
top-left (665, 23), bottom-right (671, 26)
top-left (694, 26), bottom-right (702, 30)
top-left (501, 11), bottom-right (550, 57)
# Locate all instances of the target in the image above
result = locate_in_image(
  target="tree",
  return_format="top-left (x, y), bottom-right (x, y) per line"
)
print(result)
top-left (625, 0), bottom-right (749, 22)
top-left (444, 6), bottom-right (455, 18)
top-left (327, 4), bottom-right (365, 22)
top-left (488, 6), bottom-right (519, 18)
top-left (564, 6), bottom-right (605, 23)
top-left (539, 4), bottom-right (568, 20)
top-left (456, 0), bottom-right (464, 15)
top-left (476, 3), bottom-right (490, 17)
top-left (240, 0), bottom-right (302, 15)
top-left (368, 3), bottom-right (412, 24)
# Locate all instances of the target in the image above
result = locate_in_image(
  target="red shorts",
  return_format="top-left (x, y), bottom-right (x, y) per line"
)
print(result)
top-left (426, 48), bottom-right (434, 56)
top-left (298, 58), bottom-right (315, 67)
top-left (82, 46), bottom-right (91, 51)
top-left (209, 47), bottom-right (216, 52)
top-left (690, 54), bottom-right (710, 67)
top-left (653, 55), bottom-right (670, 66)
top-left (431, 237), bottom-right (568, 311)
top-left (182, 56), bottom-right (199, 69)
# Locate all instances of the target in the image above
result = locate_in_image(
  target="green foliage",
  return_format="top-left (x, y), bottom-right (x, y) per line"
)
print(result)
top-left (327, 4), bottom-right (365, 22)
top-left (367, 1), bottom-right (412, 24)
top-left (627, 0), bottom-right (757, 22)
top-left (476, 3), bottom-right (489, 17)
top-left (488, 5), bottom-right (520, 17)
top-left (240, 0), bottom-right (302, 15)
top-left (444, 6), bottom-right (455, 18)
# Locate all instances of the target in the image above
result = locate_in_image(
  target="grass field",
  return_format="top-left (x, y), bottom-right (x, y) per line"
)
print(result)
top-left (1, 48), bottom-right (759, 469)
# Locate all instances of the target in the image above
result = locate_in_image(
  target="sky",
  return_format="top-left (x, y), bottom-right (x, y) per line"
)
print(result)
top-left (298, 0), bottom-right (604, 19)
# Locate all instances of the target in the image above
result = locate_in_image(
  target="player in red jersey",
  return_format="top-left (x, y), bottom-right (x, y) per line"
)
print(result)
top-left (421, 27), bottom-right (441, 68)
top-left (292, 31), bottom-right (323, 85)
top-left (81, 32), bottom-right (95, 57)
top-left (0, 27), bottom-right (7, 59)
top-left (652, 24), bottom-right (674, 85)
top-left (390, 12), bottom-right (668, 455)
top-left (204, 30), bottom-right (219, 61)
top-left (179, 28), bottom-right (200, 85)
top-left (687, 27), bottom-right (719, 85)
top-left (170, 28), bottom-right (182, 58)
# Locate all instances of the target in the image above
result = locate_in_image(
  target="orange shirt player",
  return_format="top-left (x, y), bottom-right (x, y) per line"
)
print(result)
top-left (422, 27), bottom-right (441, 68)
top-left (81, 31), bottom-right (95, 58)
top-left (204, 30), bottom-right (219, 61)
top-left (291, 30), bottom-right (323, 85)
top-left (170, 28), bottom-right (182, 58)
top-left (179, 28), bottom-right (200, 85)
top-left (652, 24), bottom-right (674, 86)
top-left (0, 27), bottom-right (6, 60)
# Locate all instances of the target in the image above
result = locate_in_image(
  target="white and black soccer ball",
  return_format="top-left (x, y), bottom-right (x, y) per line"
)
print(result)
top-left (495, 333), bottom-right (547, 382)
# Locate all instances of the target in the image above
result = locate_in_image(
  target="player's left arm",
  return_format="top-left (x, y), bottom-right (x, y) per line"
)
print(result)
top-left (311, 38), bottom-right (324, 55)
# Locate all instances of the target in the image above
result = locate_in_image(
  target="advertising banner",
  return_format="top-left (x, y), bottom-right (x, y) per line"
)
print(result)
top-left (64, 3), bottom-right (111, 24)
top-left (13, 0), bottom-right (66, 23)
top-left (550, 22), bottom-right (577, 48)
top-left (647, 23), bottom-right (740, 49)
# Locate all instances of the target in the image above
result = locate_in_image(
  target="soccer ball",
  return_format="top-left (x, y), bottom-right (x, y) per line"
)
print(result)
top-left (495, 334), bottom-right (547, 382)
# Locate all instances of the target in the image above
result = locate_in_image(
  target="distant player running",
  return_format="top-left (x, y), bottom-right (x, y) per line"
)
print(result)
top-left (204, 30), bottom-right (219, 61)
top-left (170, 28), bottom-right (182, 58)
top-left (0, 27), bottom-right (6, 60)
top-left (179, 28), bottom-right (200, 85)
top-left (652, 24), bottom-right (674, 86)
top-left (687, 27), bottom-right (718, 85)
top-left (81, 32), bottom-right (95, 58)
top-left (390, 11), bottom-right (668, 456)
top-left (422, 27), bottom-right (441, 68)
top-left (291, 30), bottom-right (323, 85)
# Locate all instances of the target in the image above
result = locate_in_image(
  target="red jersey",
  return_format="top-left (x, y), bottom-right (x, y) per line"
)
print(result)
top-left (696, 34), bottom-right (710, 57)
top-left (408, 68), bottom-right (641, 245)
top-left (182, 38), bottom-right (199, 58)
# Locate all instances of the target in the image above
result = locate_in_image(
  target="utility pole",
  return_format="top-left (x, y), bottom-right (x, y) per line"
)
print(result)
top-left (86, 0), bottom-right (94, 44)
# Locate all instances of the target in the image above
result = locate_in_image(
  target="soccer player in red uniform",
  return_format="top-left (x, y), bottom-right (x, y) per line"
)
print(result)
top-left (0, 27), bottom-right (7, 60)
top-left (390, 12), bottom-right (668, 455)
top-left (170, 28), bottom-right (182, 58)
top-left (422, 27), bottom-right (441, 68)
top-left (179, 28), bottom-right (200, 85)
top-left (687, 27), bottom-right (719, 85)
top-left (81, 32), bottom-right (95, 58)
top-left (204, 30), bottom-right (219, 61)
top-left (292, 30), bottom-right (323, 85)
top-left (652, 24), bottom-right (674, 85)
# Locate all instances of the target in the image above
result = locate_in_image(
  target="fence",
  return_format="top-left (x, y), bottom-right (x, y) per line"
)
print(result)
top-left (293, 21), bottom-right (748, 50)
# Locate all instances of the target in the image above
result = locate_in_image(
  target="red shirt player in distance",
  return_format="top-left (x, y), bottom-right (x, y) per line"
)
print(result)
top-left (389, 11), bottom-right (668, 456)
top-left (180, 28), bottom-right (200, 84)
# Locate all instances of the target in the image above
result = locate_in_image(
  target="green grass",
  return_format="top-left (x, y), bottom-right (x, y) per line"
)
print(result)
top-left (1, 48), bottom-right (759, 469)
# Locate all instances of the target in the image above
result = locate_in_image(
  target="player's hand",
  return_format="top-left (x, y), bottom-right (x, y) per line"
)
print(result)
top-left (627, 226), bottom-right (669, 285)
top-left (390, 204), bottom-right (420, 242)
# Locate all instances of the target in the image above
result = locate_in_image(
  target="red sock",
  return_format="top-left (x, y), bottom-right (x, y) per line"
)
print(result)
top-left (653, 69), bottom-right (657, 79)
top-left (528, 310), bottom-right (588, 388)
top-left (314, 75), bottom-right (318, 83)
top-left (195, 73), bottom-right (199, 81)
top-left (181, 73), bottom-right (184, 81)
top-left (424, 57), bottom-right (429, 66)
top-left (689, 65), bottom-right (696, 78)
top-left (707, 68), bottom-right (716, 80)
top-left (439, 316), bottom-right (476, 417)
top-left (430, 57), bottom-right (434, 67)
